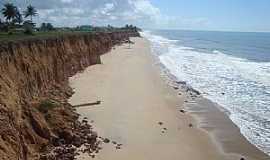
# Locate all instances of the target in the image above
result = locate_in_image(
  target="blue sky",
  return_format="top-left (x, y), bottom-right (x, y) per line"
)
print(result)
top-left (150, 0), bottom-right (270, 32)
top-left (3, 0), bottom-right (270, 32)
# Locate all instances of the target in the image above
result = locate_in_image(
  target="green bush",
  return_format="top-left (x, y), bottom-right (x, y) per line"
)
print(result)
top-left (23, 21), bottom-right (34, 35)
top-left (38, 99), bottom-right (59, 113)
top-left (24, 25), bottom-right (33, 35)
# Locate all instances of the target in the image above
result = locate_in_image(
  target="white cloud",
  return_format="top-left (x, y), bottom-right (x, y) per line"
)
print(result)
top-left (6, 0), bottom-right (208, 29)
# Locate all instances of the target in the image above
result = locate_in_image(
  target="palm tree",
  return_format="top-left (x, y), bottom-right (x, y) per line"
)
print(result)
top-left (13, 11), bottom-right (23, 25)
top-left (23, 5), bottom-right (37, 22)
top-left (1, 3), bottom-right (17, 23)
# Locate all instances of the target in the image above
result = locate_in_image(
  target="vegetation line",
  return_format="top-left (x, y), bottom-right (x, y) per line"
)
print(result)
top-left (0, 2), bottom-right (141, 42)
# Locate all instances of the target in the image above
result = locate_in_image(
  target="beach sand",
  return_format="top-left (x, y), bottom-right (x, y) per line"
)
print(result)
top-left (69, 37), bottom-right (268, 160)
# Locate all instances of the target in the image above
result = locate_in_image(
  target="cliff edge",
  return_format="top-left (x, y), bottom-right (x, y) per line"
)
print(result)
top-left (0, 31), bottom-right (140, 160)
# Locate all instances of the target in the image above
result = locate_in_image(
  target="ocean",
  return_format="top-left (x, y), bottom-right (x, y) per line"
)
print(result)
top-left (142, 30), bottom-right (270, 155)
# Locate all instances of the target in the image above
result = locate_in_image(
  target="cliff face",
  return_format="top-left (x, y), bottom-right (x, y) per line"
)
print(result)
top-left (0, 31), bottom-right (140, 160)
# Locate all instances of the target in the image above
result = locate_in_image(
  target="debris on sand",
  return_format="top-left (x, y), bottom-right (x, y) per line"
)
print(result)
top-left (73, 101), bottom-right (101, 108)
top-left (43, 118), bottom-right (102, 160)
top-left (103, 138), bottom-right (110, 143)
top-left (116, 146), bottom-right (121, 150)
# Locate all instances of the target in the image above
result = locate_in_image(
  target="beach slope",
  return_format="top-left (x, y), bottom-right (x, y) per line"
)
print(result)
top-left (69, 37), bottom-right (246, 160)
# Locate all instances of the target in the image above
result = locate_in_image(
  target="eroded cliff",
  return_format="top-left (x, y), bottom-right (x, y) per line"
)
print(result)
top-left (0, 31), bottom-right (140, 160)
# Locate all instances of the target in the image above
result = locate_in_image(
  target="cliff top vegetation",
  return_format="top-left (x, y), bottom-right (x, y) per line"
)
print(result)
top-left (0, 3), bottom-right (141, 42)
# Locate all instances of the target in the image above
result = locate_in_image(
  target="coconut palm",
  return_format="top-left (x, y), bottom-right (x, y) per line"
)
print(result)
top-left (1, 3), bottom-right (17, 23)
top-left (23, 5), bottom-right (37, 22)
top-left (13, 11), bottom-right (23, 25)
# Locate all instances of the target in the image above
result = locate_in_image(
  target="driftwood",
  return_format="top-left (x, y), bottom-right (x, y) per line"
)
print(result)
top-left (73, 101), bottom-right (101, 108)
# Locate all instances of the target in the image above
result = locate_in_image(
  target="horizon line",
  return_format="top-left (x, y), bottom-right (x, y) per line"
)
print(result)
top-left (143, 28), bottom-right (270, 34)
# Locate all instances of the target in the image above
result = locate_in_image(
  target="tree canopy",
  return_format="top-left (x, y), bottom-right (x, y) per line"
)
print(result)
top-left (23, 5), bottom-right (38, 21)
top-left (1, 3), bottom-right (18, 22)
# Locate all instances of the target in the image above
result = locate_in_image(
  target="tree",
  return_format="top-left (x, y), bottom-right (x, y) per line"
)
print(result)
top-left (46, 23), bottom-right (54, 31)
top-left (0, 18), bottom-right (3, 31)
top-left (23, 5), bottom-right (37, 22)
top-left (23, 20), bottom-right (34, 35)
top-left (40, 22), bottom-right (46, 31)
top-left (13, 11), bottom-right (23, 25)
top-left (40, 23), bottom-right (54, 31)
top-left (1, 3), bottom-right (18, 23)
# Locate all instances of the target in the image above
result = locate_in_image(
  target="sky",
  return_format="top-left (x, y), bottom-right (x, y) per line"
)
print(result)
top-left (1, 0), bottom-right (269, 32)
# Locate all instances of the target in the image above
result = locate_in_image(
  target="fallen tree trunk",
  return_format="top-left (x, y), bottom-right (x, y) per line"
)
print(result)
top-left (72, 101), bottom-right (101, 108)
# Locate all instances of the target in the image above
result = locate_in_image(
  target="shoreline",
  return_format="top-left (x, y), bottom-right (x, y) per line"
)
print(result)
top-left (69, 37), bottom-right (268, 160)
top-left (155, 55), bottom-right (269, 159)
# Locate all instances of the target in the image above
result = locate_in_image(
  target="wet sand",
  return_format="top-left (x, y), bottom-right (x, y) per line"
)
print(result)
top-left (186, 98), bottom-right (269, 160)
top-left (69, 37), bottom-right (268, 160)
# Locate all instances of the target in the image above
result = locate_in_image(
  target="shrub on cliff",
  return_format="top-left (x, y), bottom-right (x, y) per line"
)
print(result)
top-left (38, 99), bottom-right (60, 113)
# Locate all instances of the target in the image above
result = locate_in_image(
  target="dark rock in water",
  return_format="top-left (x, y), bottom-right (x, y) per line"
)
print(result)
top-left (189, 123), bottom-right (193, 127)
top-left (173, 86), bottom-right (179, 90)
top-left (158, 122), bottom-right (163, 125)
top-left (179, 109), bottom-right (186, 113)
top-left (112, 141), bottom-right (117, 145)
top-left (178, 93), bottom-right (182, 95)
top-left (240, 158), bottom-right (245, 160)
top-left (163, 128), bottom-right (167, 130)
top-left (186, 87), bottom-right (200, 95)
top-left (221, 92), bottom-right (225, 95)
top-left (176, 81), bottom-right (186, 85)
top-left (103, 138), bottom-right (110, 143)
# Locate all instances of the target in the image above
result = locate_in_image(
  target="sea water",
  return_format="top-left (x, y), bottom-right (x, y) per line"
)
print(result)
top-left (142, 30), bottom-right (270, 155)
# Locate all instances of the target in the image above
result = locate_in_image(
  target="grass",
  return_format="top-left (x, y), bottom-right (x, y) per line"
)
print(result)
top-left (0, 31), bottom-right (96, 42)
top-left (38, 99), bottom-right (60, 113)
top-left (0, 29), bottom-right (134, 43)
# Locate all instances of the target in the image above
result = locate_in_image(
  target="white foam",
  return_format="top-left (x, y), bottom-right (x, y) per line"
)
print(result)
top-left (142, 31), bottom-right (270, 155)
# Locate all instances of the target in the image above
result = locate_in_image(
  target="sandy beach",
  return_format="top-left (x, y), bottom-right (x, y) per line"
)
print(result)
top-left (69, 37), bottom-right (268, 160)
